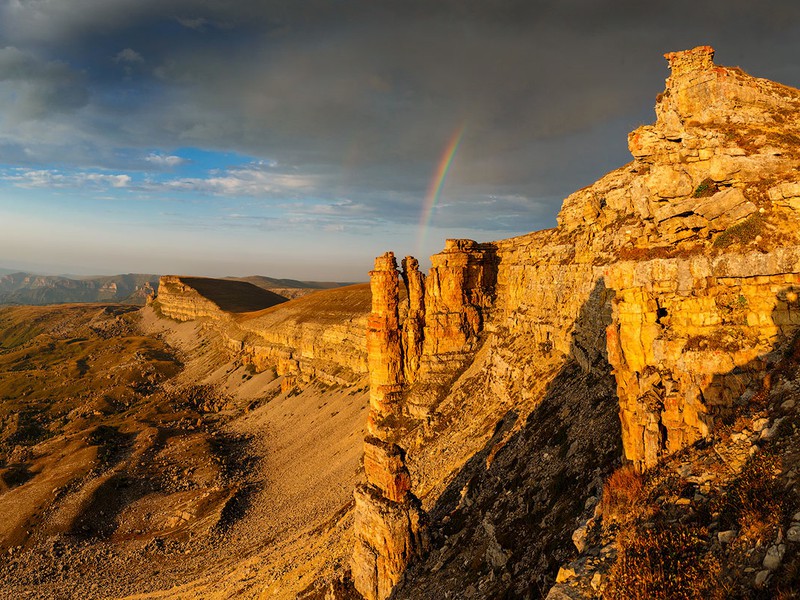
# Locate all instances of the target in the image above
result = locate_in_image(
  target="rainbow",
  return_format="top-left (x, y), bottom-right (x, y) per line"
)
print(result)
top-left (416, 124), bottom-right (466, 255)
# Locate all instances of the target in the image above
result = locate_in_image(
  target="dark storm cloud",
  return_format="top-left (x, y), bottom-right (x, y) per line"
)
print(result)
top-left (1, 0), bottom-right (799, 231)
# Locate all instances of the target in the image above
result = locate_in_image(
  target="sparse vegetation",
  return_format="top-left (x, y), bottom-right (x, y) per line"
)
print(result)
top-left (601, 464), bottom-right (646, 526)
top-left (693, 178), bottom-right (719, 198)
top-left (712, 214), bottom-right (765, 248)
top-left (605, 521), bottom-right (722, 600)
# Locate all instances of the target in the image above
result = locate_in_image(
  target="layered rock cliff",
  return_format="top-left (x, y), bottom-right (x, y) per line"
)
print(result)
top-left (350, 46), bottom-right (800, 598)
top-left (155, 277), bottom-right (371, 389)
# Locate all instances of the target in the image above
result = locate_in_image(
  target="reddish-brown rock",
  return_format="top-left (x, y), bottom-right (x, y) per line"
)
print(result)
top-left (362, 436), bottom-right (412, 503)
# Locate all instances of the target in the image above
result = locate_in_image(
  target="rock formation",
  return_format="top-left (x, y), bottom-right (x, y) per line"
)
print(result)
top-left (156, 277), bottom-right (371, 388)
top-left (156, 276), bottom-right (230, 321)
top-left (400, 256), bottom-right (425, 383)
top-left (366, 253), bottom-right (405, 420)
top-left (150, 46), bottom-right (800, 598)
top-left (352, 46), bottom-right (800, 597)
top-left (352, 254), bottom-right (428, 600)
top-left (351, 437), bottom-right (428, 600)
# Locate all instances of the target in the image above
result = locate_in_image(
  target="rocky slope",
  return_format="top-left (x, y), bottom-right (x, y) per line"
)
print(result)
top-left (344, 46), bottom-right (800, 599)
top-left (0, 301), bottom-right (370, 600)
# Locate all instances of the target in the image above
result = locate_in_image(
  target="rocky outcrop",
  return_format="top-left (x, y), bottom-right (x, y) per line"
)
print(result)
top-left (353, 46), bottom-right (800, 597)
top-left (156, 276), bottom-right (231, 321)
top-left (401, 257), bottom-right (425, 384)
top-left (420, 239), bottom-right (497, 358)
top-left (352, 256), bottom-right (429, 600)
top-left (233, 284), bottom-right (371, 388)
top-left (606, 252), bottom-right (800, 469)
top-left (352, 437), bottom-right (428, 600)
top-left (366, 254), bottom-right (404, 420)
top-left (156, 277), bottom-right (371, 388)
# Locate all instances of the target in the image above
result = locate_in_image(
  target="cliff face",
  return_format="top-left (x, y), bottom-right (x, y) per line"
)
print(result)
top-left (156, 277), bottom-right (371, 389)
top-left (156, 276), bottom-right (232, 321)
top-left (352, 46), bottom-right (800, 598)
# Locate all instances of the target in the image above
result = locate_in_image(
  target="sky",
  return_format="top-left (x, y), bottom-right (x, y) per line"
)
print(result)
top-left (0, 1), bottom-right (799, 280)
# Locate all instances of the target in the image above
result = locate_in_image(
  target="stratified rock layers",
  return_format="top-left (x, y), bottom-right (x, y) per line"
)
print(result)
top-left (157, 278), bottom-right (371, 387)
top-left (352, 47), bottom-right (800, 595)
top-left (352, 256), bottom-right (428, 600)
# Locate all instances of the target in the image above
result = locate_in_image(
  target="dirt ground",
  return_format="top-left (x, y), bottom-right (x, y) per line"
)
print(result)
top-left (0, 304), bottom-right (368, 599)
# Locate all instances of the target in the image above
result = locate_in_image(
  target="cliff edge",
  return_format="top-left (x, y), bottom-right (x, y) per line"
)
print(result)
top-left (352, 46), bottom-right (800, 599)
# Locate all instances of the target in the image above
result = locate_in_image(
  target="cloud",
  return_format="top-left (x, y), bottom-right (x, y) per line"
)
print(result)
top-left (144, 152), bottom-right (184, 167)
top-left (0, 0), bottom-right (799, 242)
top-left (0, 46), bottom-right (88, 120)
top-left (114, 48), bottom-right (143, 64)
top-left (1, 168), bottom-right (130, 189)
top-left (156, 165), bottom-right (316, 197)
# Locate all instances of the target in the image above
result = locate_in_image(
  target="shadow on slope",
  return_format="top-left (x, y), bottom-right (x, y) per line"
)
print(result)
top-left (180, 276), bottom-right (289, 313)
top-left (392, 279), bottom-right (623, 599)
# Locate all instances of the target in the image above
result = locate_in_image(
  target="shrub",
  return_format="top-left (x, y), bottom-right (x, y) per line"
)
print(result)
top-left (604, 522), bottom-right (722, 600)
top-left (713, 449), bottom-right (784, 540)
top-left (601, 464), bottom-right (646, 524)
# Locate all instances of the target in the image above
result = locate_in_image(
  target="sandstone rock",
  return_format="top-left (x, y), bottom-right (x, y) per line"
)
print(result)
top-left (591, 572), bottom-right (603, 590)
top-left (755, 569), bottom-right (771, 587)
top-left (351, 485), bottom-right (427, 600)
top-left (367, 253), bottom-right (404, 418)
top-left (572, 524), bottom-right (588, 553)
top-left (401, 256), bottom-right (425, 383)
top-left (555, 566), bottom-right (577, 583)
top-left (363, 436), bottom-right (411, 503)
top-left (357, 44), bottom-right (800, 593)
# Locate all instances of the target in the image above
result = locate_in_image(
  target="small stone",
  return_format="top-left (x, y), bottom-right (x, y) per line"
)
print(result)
top-left (572, 525), bottom-right (588, 553)
top-left (760, 418), bottom-right (784, 440)
top-left (591, 572), bottom-right (603, 590)
top-left (782, 399), bottom-right (796, 410)
top-left (755, 569), bottom-right (771, 587)
top-left (763, 544), bottom-right (785, 570)
top-left (556, 566), bottom-right (577, 583)
top-left (794, 512), bottom-right (800, 522)
top-left (787, 525), bottom-right (800, 543)
top-left (752, 418), bottom-right (770, 432)
top-left (718, 530), bottom-right (737, 544)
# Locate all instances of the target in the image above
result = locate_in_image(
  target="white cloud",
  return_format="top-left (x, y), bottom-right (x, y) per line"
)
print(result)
top-left (156, 165), bottom-right (315, 197)
top-left (1, 168), bottom-right (130, 189)
top-left (145, 152), bottom-right (184, 167)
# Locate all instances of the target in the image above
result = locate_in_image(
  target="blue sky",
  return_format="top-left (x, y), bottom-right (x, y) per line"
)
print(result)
top-left (0, 1), bottom-right (799, 279)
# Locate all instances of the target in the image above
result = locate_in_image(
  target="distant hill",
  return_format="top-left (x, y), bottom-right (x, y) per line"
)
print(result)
top-left (226, 275), bottom-right (356, 299)
top-left (0, 269), bottom-right (357, 306)
top-left (0, 272), bottom-right (159, 305)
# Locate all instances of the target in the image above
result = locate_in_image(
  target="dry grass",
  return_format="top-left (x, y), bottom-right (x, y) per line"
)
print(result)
top-left (713, 448), bottom-right (785, 542)
top-left (604, 521), bottom-right (722, 600)
top-left (601, 464), bottom-right (646, 525)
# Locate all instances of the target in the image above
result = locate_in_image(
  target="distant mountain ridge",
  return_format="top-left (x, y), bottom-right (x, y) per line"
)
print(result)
top-left (0, 272), bottom-right (160, 305)
top-left (0, 270), bottom-right (357, 306)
